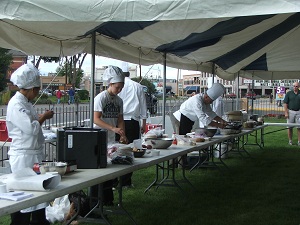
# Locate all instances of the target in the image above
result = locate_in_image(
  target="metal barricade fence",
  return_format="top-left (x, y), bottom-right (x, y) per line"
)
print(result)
top-left (0, 98), bottom-right (285, 166)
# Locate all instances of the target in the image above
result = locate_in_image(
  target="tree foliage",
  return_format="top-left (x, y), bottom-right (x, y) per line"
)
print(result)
top-left (56, 58), bottom-right (85, 88)
top-left (33, 56), bottom-right (60, 69)
top-left (0, 48), bottom-right (13, 92)
top-left (54, 54), bottom-right (87, 88)
top-left (132, 77), bottom-right (156, 94)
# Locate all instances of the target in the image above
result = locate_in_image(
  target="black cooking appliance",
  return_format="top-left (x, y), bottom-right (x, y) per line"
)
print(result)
top-left (57, 127), bottom-right (107, 169)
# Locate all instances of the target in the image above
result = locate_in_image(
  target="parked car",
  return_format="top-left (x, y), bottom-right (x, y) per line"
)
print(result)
top-left (154, 91), bottom-right (163, 98)
top-left (225, 93), bottom-right (237, 98)
top-left (245, 91), bottom-right (257, 100)
top-left (143, 86), bottom-right (158, 114)
top-left (39, 89), bottom-right (52, 96)
top-left (166, 91), bottom-right (175, 97)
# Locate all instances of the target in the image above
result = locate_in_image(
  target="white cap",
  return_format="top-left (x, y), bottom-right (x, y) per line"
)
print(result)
top-left (206, 83), bottom-right (225, 100)
top-left (10, 63), bottom-right (41, 89)
top-left (103, 66), bottom-right (125, 84)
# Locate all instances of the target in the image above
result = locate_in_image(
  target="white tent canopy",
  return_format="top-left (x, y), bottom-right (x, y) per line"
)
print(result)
top-left (1, 0), bottom-right (300, 80)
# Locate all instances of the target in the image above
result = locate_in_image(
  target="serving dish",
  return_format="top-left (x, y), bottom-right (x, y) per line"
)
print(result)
top-left (194, 128), bottom-right (217, 137)
top-left (144, 138), bottom-right (173, 149)
top-left (132, 148), bottom-right (146, 158)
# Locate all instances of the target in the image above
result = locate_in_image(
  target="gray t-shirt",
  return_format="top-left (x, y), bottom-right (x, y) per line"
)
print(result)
top-left (94, 90), bottom-right (123, 143)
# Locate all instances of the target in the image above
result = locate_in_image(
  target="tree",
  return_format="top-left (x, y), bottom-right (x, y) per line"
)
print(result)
top-left (132, 77), bottom-right (155, 94)
top-left (34, 56), bottom-right (60, 69)
top-left (56, 63), bottom-right (84, 88)
top-left (0, 48), bottom-right (13, 92)
top-left (56, 55), bottom-right (85, 88)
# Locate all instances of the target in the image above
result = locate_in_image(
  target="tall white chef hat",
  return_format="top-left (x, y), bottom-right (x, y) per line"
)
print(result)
top-left (103, 65), bottom-right (125, 84)
top-left (10, 63), bottom-right (41, 89)
top-left (206, 83), bottom-right (225, 101)
top-left (121, 62), bottom-right (130, 77)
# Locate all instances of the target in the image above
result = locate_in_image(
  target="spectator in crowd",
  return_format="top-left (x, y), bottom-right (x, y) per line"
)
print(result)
top-left (269, 93), bottom-right (273, 103)
top-left (92, 65), bottom-right (127, 205)
top-left (173, 83), bottom-right (228, 135)
top-left (117, 62), bottom-right (147, 188)
top-left (68, 87), bottom-right (75, 104)
top-left (283, 81), bottom-right (300, 145)
top-left (56, 89), bottom-right (62, 104)
top-left (7, 63), bottom-right (54, 225)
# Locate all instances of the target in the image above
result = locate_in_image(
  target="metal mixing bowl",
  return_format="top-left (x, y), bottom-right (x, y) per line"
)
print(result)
top-left (194, 128), bottom-right (217, 137)
top-left (144, 138), bottom-right (173, 149)
top-left (39, 162), bottom-right (67, 176)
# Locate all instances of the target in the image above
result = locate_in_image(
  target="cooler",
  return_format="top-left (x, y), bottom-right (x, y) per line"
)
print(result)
top-left (0, 119), bottom-right (11, 142)
top-left (145, 123), bottom-right (163, 133)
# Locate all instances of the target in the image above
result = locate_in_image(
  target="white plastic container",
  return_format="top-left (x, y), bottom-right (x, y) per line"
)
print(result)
top-left (214, 143), bottom-right (232, 159)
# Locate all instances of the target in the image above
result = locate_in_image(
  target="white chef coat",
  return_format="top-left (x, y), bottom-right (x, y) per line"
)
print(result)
top-left (212, 96), bottom-right (225, 118)
top-left (6, 91), bottom-right (48, 212)
top-left (173, 93), bottom-right (217, 127)
top-left (118, 77), bottom-right (147, 121)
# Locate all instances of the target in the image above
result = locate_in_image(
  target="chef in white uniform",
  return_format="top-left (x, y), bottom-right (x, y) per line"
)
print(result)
top-left (7, 63), bottom-right (54, 225)
top-left (173, 83), bottom-right (228, 135)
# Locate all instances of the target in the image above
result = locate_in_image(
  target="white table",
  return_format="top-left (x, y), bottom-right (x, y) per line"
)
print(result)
top-left (0, 129), bottom-right (264, 224)
top-left (0, 144), bottom-right (200, 217)
top-left (0, 138), bottom-right (56, 147)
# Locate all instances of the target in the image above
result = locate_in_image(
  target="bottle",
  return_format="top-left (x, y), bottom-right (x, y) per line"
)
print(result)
top-left (172, 132), bottom-right (177, 145)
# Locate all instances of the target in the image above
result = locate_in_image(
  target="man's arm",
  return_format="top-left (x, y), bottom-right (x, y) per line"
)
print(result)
top-left (284, 103), bottom-right (289, 119)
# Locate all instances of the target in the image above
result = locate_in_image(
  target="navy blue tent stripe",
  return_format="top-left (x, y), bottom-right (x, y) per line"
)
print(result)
top-left (87, 21), bottom-right (157, 39)
top-left (155, 15), bottom-right (274, 55)
top-left (243, 54), bottom-right (268, 70)
top-left (214, 13), bottom-right (300, 71)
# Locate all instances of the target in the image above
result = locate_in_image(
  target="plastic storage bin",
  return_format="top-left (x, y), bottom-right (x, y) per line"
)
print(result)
top-left (0, 119), bottom-right (11, 142)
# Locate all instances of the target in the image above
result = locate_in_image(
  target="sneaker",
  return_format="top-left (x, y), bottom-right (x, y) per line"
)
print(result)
top-left (289, 140), bottom-right (293, 145)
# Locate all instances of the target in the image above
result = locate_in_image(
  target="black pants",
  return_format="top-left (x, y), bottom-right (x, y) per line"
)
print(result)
top-left (10, 208), bottom-right (50, 225)
top-left (116, 119), bottom-right (140, 186)
top-left (179, 114), bottom-right (194, 135)
top-left (179, 114), bottom-right (194, 167)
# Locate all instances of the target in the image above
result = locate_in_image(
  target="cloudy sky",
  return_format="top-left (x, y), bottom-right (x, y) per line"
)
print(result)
top-left (37, 55), bottom-right (199, 79)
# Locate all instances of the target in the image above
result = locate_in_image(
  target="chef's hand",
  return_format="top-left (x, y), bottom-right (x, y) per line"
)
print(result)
top-left (112, 127), bottom-right (125, 137)
top-left (219, 121), bottom-right (227, 129)
top-left (119, 135), bottom-right (128, 144)
top-left (43, 110), bottom-right (54, 119)
top-left (141, 126), bottom-right (145, 135)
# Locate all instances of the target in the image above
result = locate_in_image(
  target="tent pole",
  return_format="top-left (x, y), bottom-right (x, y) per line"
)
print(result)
top-left (89, 32), bottom-right (96, 127)
top-left (162, 53), bottom-right (167, 130)
top-left (236, 72), bottom-right (240, 110)
top-left (212, 63), bottom-right (215, 84)
top-left (250, 74), bottom-right (254, 115)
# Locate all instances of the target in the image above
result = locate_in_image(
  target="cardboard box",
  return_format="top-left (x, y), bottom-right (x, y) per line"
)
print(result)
top-left (145, 123), bottom-right (163, 133)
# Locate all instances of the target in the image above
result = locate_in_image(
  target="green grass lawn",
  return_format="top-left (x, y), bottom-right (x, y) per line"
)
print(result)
top-left (1, 118), bottom-right (300, 225)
